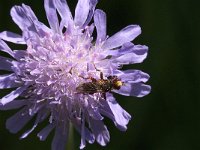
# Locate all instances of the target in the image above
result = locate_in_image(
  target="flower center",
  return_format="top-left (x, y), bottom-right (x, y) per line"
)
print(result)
top-left (18, 32), bottom-right (103, 102)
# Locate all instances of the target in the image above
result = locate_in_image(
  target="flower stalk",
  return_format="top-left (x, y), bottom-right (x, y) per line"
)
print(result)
top-left (67, 122), bottom-right (74, 150)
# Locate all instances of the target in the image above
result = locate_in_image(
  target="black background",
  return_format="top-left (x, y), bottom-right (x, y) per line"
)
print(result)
top-left (0, 0), bottom-right (199, 150)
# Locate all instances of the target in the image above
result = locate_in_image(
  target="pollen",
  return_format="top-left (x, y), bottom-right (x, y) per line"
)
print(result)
top-left (115, 81), bottom-right (123, 87)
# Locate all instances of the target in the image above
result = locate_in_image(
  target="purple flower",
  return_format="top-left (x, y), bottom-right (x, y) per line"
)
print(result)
top-left (0, 0), bottom-right (151, 149)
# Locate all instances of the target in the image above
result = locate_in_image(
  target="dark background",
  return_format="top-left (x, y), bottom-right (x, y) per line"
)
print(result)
top-left (0, 0), bottom-right (199, 150)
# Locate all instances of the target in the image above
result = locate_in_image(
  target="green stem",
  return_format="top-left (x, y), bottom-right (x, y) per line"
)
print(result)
top-left (67, 122), bottom-right (74, 150)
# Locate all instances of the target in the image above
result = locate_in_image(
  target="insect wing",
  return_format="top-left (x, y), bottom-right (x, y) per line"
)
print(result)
top-left (76, 82), bottom-right (99, 94)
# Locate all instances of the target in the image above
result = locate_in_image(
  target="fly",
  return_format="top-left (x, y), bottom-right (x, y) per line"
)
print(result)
top-left (76, 72), bottom-right (123, 99)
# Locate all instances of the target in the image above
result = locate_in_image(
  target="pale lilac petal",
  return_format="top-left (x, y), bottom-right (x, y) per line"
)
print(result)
top-left (83, 0), bottom-right (98, 27)
top-left (10, 61), bottom-right (23, 76)
top-left (12, 4), bottom-right (51, 38)
top-left (103, 49), bottom-right (120, 57)
top-left (0, 100), bottom-right (26, 110)
top-left (99, 102), bottom-right (115, 122)
top-left (44, 0), bottom-right (59, 33)
top-left (118, 70), bottom-right (150, 83)
top-left (102, 25), bottom-right (141, 50)
top-left (88, 106), bottom-right (104, 120)
top-left (87, 97), bottom-right (104, 120)
top-left (10, 6), bottom-right (28, 30)
top-left (104, 43), bottom-right (148, 64)
top-left (71, 117), bottom-right (95, 144)
top-left (28, 103), bottom-right (48, 117)
top-left (99, 95), bottom-right (131, 131)
top-left (21, 4), bottom-right (37, 20)
top-left (74, 0), bottom-right (90, 27)
top-left (0, 56), bottom-right (13, 71)
top-left (0, 85), bottom-right (28, 105)
top-left (10, 4), bottom-right (51, 38)
top-left (114, 83), bottom-right (151, 97)
top-left (53, 0), bottom-right (72, 28)
top-left (90, 119), bottom-right (110, 146)
top-left (52, 126), bottom-right (69, 150)
top-left (115, 51), bottom-right (147, 64)
top-left (6, 107), bottom-right (33, 133)
top-left (115, 44), bottom-right (148, 64)
top-left (20, 111), bottom-right (48, 139)
top-left (0, 39), bottom-right (14, 57)
top-left (38, 123), bottom-right (55, 141)
top-left (13, 50), bottom-right (27, 60)
top-left (80, 115), bottom-right (86, 149)
top-left (119, 43), bottom-right (148, 55)
top-left (106, 94), bottom-right (131, 131)
top-left (32, 21), bottom-right (52, 38)
top-left (0, 31), bottom-right (25, 44)
top-left (80, 141), bottom-right (85, 149)
top-left (87, 23), bottom-right (95, 35)
top-left (20, 122), bottom-right (38, 139)
top-left (10, 5), bottom-right (37, 31)
top-left (118, 42), bottom-right (135, 54)
top-left (103, 42), bottom-right (134, 57)
top-left (21, 4), bottom-right (50, 37)
top-left (0, 74), bottom-right (20, 89)
top-left (94, 9), bottom-right (107, 42)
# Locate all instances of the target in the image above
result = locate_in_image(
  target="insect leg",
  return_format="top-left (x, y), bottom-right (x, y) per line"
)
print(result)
top-left (92, 63), bottom-right (104, 80)
top-left (78, 75), bottom-right (97, 82)
top-left (100, 72), bottom-right (103, 80)
top-left (102, 93), bottom-right (106, 100)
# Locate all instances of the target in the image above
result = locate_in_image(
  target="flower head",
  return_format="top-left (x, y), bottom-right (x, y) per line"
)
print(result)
top-left (0, 0), bottom-right (151, 149)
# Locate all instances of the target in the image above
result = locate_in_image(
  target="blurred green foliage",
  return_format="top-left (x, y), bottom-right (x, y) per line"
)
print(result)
top-left (0, 0), bottom-right (199, 150)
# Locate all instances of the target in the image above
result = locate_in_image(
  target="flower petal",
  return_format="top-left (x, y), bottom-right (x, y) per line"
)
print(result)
top-left (119, 43), bottom-right (148, 56)
top-left (13, 50), bottom-right (27, 60)
top-left (87, 97), bottom-right (104, 120)
top-left (11, 4), bottom-right (51, 38)
top-left (6, 107), bottom-right (33, 133)
top-left (88, 106), bottom-right (104, 120)
top-left (0, 100), bottom-right (26, 110)
top-left (20, 120), bottom-right (38, 139)
top-left (0, 73), bottom-right (21, 89)
top-left (52, 126), bottom-right (69, 150)
top-left (53, 0), bottom-right (73, 28)
top-left (102, 25), bottom-right (141, 50)
top-left (106, 94), bottom-right (131, 131)
top-left (80, 115), bottom-right (86, 149)
top-left (90, 119), bottom-right (110, 146)
top-left (94, 9), bottom-right (107, 43)
top-left (117, 70), bottom-right (150, 83)
top-left (0, 31), bottom-right (25, 44)
top-left (38, 123), bottom-right (55, 141)
top-left (115, 52), bottom-right (147, 64)
top-left (0, 39), bottom-right (14, 57)
top-left (44, 0), bottom-right (60, 33)
top-left (83, 0), bottom-right (98, 27)
top-left (74, 0), bottom-right (90, 27)
top-left (20, 110), bottom-right (48, 139)
top-left (0, 56), bottom-right (13, 71)
top-left (0, 85), bottom-right (29, 105)
top-left (21, 4), bottom-right (38, 20)
top-left (10, 5), bottom-right (37, 31)
top-left (115, 44), bottom-right (148, 64)
top-left (114, 83), bottom-right (151, 97)
top-left (71, 117), bottom-right (95, 144)
top-left (103, 42), bottom-right (134, 57)
top-left (32, 21), bottom-right (52, 38)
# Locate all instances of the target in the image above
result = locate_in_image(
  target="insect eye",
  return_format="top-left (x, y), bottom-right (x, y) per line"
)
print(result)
top-left (107, 76), bottom-right (112, 79)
